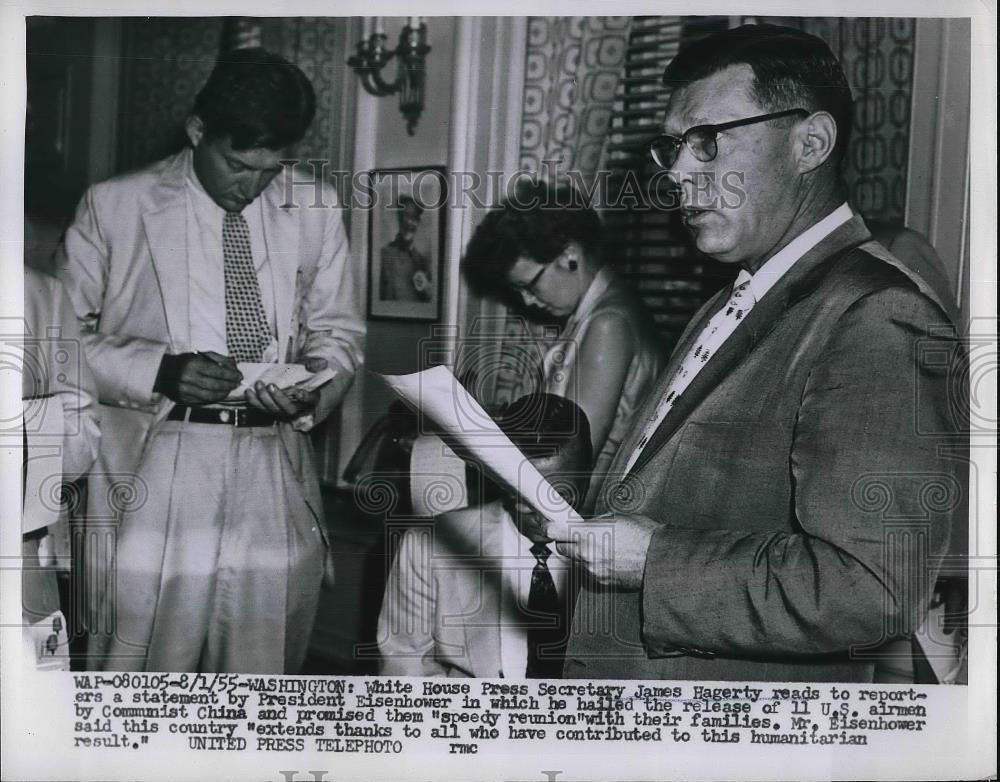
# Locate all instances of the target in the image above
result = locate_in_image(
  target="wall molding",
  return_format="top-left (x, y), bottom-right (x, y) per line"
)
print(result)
top-left (906, 18), bottom-right (971, 321)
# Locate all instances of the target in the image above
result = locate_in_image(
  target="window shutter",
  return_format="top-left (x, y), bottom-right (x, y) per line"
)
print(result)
top-left (601, 16), bottom-right (735, 354)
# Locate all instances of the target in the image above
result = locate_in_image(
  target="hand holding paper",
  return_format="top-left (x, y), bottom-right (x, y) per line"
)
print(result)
top-left (227, 362), bottom-right (338, 402)
top-left (378, 366), bottom-right (583, 538)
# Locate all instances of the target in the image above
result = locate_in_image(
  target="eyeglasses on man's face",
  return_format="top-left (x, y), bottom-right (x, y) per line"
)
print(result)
top-left (648, 108), bottom-right (809, 169)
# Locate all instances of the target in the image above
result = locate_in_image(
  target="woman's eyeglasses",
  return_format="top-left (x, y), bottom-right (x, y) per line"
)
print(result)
top-left (648, 108), bottom-right (809, 169)
top-left (511, 263), bottom-right (550, 296)
top-left (510, 245), bottom-right (578, 296)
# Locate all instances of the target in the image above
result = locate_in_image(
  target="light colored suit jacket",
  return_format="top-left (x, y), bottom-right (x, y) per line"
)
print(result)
top-left (22, 268), bottom-right (101, 483)
top-left (56, 148), bottom-right (365, 525)
top-left (564, 215), bottom-right (967, 682)
top-left (378, 502), bottom-right (571, 678)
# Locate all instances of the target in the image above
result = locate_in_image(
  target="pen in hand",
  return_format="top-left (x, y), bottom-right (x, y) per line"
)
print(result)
top-left (194, 350), bottom-right (235, 368)
top-left (195, 350), bottom-right (243, 386)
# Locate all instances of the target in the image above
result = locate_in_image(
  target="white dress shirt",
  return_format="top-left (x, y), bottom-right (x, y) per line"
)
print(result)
top-left (184, 152), bottom-right (278, 358)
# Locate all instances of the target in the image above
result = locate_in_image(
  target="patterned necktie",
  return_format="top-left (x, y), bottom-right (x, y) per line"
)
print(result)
top-left (623, 279), bottom-right (754, 473)
top-left (222, 211), bottom-right (270, 362)
top-left (525, 543), bottom-right (567, 678)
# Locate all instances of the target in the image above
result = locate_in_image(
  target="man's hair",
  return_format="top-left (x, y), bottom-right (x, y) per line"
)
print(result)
top-left (494, 393), bottom-right (592, 468)
top-left (663, 24), bottom-right (853, 164)
top-left (192, 47), bottom-right (316, 150)
top-left (461, 179), bottom-right (604, 299)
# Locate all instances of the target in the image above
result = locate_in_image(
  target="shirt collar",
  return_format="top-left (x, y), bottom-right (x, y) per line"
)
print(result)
top-left (565, 266), bottom-right (614, 329)
top-left (743, 202), bottom-right (852, 303)
top-left (183, 147), bottom-right (226, 218)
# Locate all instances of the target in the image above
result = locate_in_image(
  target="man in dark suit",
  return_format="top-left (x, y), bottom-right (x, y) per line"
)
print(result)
top-left (551, 24), bottom-right (966, 682)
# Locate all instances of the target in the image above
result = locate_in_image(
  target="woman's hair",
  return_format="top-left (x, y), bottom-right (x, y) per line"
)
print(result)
top-left (461, 179), bottom-right (604, 299)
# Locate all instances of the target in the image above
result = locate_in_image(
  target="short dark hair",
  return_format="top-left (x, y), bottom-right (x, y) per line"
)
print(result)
top-left (192, 47), bottom-right (316, 150)
top-left (494, 393), bottom-right (592, 468)
top-left (663, 24), bottom-right (853, 163)
top-left (461, 180), bottom-right (604, 299)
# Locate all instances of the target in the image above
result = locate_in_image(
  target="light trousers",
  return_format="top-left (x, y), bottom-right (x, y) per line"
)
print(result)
top-left (87, 420), bottom-right (325, 673)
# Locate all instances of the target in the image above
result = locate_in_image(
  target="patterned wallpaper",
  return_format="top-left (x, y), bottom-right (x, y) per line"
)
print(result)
top-left (774, 17), bottom-right (917, 225)
top-left (116, 18), bottom-right (354, 176)
top-left (117, 18), bottom-right (223, 171)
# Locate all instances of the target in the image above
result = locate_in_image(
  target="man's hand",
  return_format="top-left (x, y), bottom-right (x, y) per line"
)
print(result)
top-left (244, 358), bottom-right (326, 420)
top-left (554, 513), bottom-right (659, 591)
top-left (154, 351), bottom-right (242, 405)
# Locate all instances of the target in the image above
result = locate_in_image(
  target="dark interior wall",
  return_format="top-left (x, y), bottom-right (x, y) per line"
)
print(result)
top-left (25, 17), bottom-right (96, 220)
top-left (116, 18), bottom-right (223, 171)
top-left (116, 18), bottom-right (356, 177)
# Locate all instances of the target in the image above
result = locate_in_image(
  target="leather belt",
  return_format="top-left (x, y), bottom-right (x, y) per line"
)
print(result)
top-left (166, 405), bottom-right (277, 427)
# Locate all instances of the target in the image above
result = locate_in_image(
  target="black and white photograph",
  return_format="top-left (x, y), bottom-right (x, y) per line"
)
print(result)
top-left (367, 166), bottom-right (446, 321)
top-left (0, 4), bottom-right (994, 782)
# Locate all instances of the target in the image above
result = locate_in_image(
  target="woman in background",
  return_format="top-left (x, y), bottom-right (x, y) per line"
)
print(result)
top-left (462, 180), bottom-right (665, 512)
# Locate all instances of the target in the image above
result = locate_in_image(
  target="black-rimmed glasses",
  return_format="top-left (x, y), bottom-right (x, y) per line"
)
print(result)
top-left (510, 262), bottom-right (550, 296)
top-left (648, 108), bottom-right (809, 169)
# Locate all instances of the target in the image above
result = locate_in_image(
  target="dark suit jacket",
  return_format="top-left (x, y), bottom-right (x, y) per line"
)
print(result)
top-left (564, 215), bottom-right (967, 682)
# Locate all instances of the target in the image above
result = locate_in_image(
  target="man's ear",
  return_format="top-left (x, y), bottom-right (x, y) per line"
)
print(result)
top-left (184, 115), bottom-right (206, 148)
top-left (793, 111), bottom-right (837, 174)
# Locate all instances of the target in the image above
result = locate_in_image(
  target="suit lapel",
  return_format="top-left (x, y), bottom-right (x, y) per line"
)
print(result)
top-left (261, 178), bottom-right (300, 362)
top-left (627, 216), bottom-right (873, 476)
top-left (594, 289), bottom-right (727, 497)
top-left (481, 504), bottom-right (508, 677)
top-left (142, 152), bottom-right (191, 351)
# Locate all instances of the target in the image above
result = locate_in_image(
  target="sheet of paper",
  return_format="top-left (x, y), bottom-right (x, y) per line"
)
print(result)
top-left (226, 363), bottom-right (337, 401)
top-left (22, 396), bottom-right (64, 535)
top-left (379, 366), bottom-right (583, 534)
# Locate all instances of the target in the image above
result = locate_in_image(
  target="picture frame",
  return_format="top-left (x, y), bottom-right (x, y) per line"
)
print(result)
top-left (366, 166), bottom-right (447, 321)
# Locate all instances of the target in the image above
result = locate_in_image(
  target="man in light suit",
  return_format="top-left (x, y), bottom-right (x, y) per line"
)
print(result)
top-left (378, 394), bottom-right (590, 678)
top-left (57, 49), bottom-right (364, 673)
top-left (21, 269), bottom-right (101, 630)
top-left (553, 25), bottom-right (966, 682)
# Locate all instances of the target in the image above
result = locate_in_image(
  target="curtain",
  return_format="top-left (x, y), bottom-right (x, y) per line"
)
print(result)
top-left (519, 17), bottom-right (632, 185)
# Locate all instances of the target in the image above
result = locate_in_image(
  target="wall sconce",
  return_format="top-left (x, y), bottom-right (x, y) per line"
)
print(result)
top-left (219, 17), bottom-right (263, 52)
top-left (348, 17), bottom-right (430, 136)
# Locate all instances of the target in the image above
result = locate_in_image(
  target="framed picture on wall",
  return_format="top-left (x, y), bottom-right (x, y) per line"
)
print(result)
top-left (367, 166), bottom-right (447, 321)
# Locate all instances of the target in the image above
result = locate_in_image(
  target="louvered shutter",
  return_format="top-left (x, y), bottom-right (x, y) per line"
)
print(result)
top-left (601, 16), bottom-right (735, 354)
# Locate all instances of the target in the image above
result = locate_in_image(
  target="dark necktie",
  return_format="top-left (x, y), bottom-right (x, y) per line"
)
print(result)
top-left (525, 542), bottom-right (568, 678)
top-left (223, 211), bottom-right (270, 362)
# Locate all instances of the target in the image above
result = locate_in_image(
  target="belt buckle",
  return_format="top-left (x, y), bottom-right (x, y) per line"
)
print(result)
top-left (216, 408), bottom-right (242, 426)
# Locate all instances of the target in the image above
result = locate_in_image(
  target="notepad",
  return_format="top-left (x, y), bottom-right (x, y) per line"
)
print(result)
top-left (225, 363), bottom-right (338, 401)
